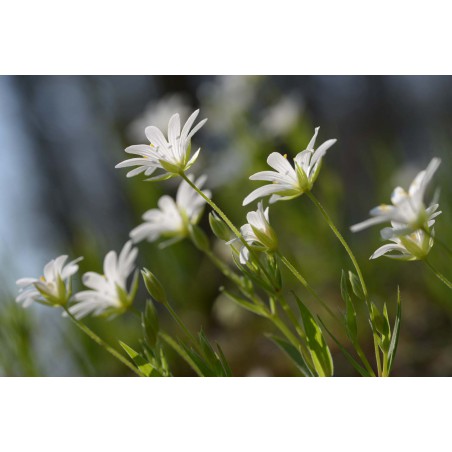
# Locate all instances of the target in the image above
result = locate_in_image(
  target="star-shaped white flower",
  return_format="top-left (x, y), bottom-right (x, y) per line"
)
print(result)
top-left (243, 127), bottom-right (336, 206)
top-left (233, 201), bottom-right (278, 264)
top-left (130, 175), bottom-right (211, 248)
top-left (351, 158), bottom-right (442, 236)
top-left (116, 109), bottom-right (207, 180)
top-left (370, 220), bottom-right (436, 261)
top-left (69, 241), bottom-right (138, 319)
top-left (16, 255), bottom-right (82, 307)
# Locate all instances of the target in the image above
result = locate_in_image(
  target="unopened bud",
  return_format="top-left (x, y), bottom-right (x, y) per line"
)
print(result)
top-left (209, 212), bottom-right (231, 242)
top-left (141, 268), bottom-right (167, 304)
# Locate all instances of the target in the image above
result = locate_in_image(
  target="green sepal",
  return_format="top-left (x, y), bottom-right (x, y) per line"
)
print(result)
top-left (348, 271), bottom-right (365, 301)
top-left (34, 283), bottom-right (62, 306)
top-left (158, 159), bottom-right (182, 174)
top-left (293, 293), bottom-right (334, 377)
top-left (267, 334), bottom-right (314, 377)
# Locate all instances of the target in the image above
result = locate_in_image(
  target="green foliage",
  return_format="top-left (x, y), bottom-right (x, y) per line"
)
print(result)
top-left (293, 294), bottom-right (334, 377)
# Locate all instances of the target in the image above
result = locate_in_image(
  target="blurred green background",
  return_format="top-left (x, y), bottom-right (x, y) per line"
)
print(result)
top-left (0, 75), bottom-right (451, 376)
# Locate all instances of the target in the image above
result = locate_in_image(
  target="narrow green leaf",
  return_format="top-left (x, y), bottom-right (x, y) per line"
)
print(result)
top-left (388, 287), bottom-right (402, 373)
top-left (159, 333), bottom-right (204, 377)
top-left (119, 341), bottom-right (154, 377)
top-left (294, 294), bottom-right (334, 377)
top-left (340, 270), bottom-right (357, 341)
top-left (319, 319), bottom-right (371, 377)
top-left (222, 289), bottom-right (268, 317)
top-left (348, 271), bottom-right (365, 301)
top-left (267, 334), bottom-right (314, 377)
top-left (216, 343), bottom-right (232, 377)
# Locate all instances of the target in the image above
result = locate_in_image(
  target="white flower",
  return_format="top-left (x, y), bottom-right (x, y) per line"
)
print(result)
top-left (69, 241), bottom-right (138, 319)
top-left (130, 175), bottom-right (211, 247)
top-left (233, 201), bottom-right (278, 264)
top-left (243, 127), bottom-right (336, 206)
top-left (351, 158), bottom-right (442, 236)
top-left (116, 109), bottom-right (207, 180)
top-left (370, 221), bottom-right (436, 261)
top-left (16, 255), bottom-right (82, 307)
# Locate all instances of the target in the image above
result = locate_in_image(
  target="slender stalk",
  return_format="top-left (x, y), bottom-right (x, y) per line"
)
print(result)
top-left (203, 248), bottom-right (267, 310)
top-left (278, 253), bottom-right (338, 320)
top-left (355, 343), bottom-right (377, 377)
top-left (163, 301), bottom-right (204, 354)
top-left (381, 350), bottom-right (389, 377)
top-left (181, 172), bottom-right (276, 288)
top-left (63, 307), bottom-right (142, 377)
top-left (306, 192), bottom-right (368, 298)
top-left (306, 192), bottom-right (384, 376)
top-left (159, 333), bottom-right (204, 377)
top-left (424, 260), bottom-right (452, 290)
top-left (277, 293), bottom-right (306, 340)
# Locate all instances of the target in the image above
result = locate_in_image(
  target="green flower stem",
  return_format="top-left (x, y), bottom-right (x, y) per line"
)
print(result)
top-left (424, 260), bottom-right (452, 290)
top-left (278, 253), bottom-right (337, 321)
top-left (306, 192), bottom-right (368, 298)
top-left (203, 248), bottom-right (267, 310)
top-left (355, 342), bottom-right (377, 377)
top-left (306, 192), bottom-right (383, 376)
top-left (381, 350), bottom-right (390, 378)
top-left (277, 293), bottom-right (306, 339)
top-left (159, 332), bottom-right (204, 377)
top-left (63, 307), bottom-right (142, 377)
top-left (181, 172), bottom-right (276, 288)
top-left (162, 300), bottom-right (204, 355)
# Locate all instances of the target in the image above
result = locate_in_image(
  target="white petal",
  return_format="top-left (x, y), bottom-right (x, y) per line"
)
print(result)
top-left (306, 127), bottom-right (320, 151)
top-left (370, 244), bottom-right (407, 259)
top-left (310, 139), bottom-right (336, 167)
top-left (350, 216), bottom-right (388, 232)
top-left (266, 152), bottom-right (295, 175)
top-left (243, 184), bottom-right (287, 206)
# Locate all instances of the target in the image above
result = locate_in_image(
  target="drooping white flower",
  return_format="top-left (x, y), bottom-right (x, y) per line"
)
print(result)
top-left (69, 241), bottom-right (138, 319)
top-left (233, 201), bottom-right (278, 264)
top-left (243, 127), bottom-right (336, 206)
top-left (130, 175), bottom-right (211, 247)
top-left (351, 158), bottom-right (442, 236)
top-left (16, 255), bottom-right (82, 307)
top-left (370, 220), bottom-right (436, 261)
top-left (116, 109), bottom-right (207, 180)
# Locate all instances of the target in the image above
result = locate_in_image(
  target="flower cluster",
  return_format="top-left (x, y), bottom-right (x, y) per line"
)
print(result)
top-left (351, 158), bottom-right (442, 260)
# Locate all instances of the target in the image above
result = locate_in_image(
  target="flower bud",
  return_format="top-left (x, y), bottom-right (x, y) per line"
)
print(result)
top-left (141, 268), bottom-right (167, 304)
top-left (209, 212), bottom-right (231, 242)
top-left (188, 224), bottom-right (210, 252)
